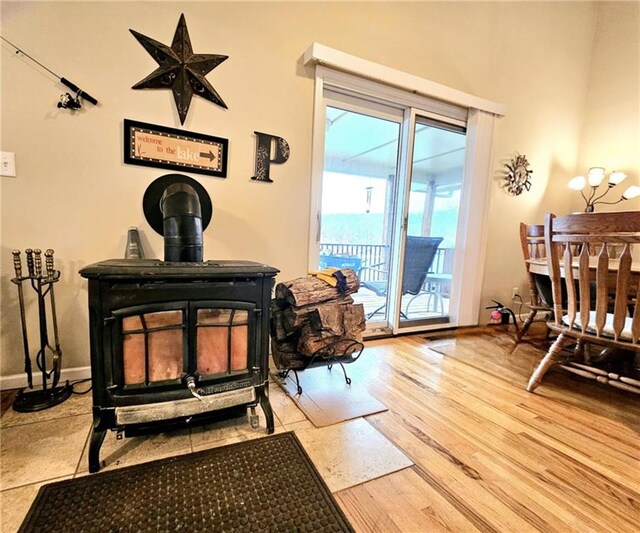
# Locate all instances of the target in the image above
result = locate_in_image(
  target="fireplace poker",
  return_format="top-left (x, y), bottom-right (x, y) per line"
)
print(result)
top-left (32, 250), bottom-right (52, 389)
top-left (11, 250), bottom-right (33, 388)
top-left (45, 249), bottom-right (62, 387)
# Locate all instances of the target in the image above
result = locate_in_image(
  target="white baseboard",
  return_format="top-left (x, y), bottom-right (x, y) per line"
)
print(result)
top-left (1, 366), bottom-right (91, 391)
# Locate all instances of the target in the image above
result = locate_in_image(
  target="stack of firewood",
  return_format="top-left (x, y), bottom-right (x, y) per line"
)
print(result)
top-left (270, 269), bottom-right (366, 369)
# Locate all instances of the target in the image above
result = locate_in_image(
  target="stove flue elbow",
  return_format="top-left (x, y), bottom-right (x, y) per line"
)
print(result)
top-left (142, 174), bottom-right (213, 263)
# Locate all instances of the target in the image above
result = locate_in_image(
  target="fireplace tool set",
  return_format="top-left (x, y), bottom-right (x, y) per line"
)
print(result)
top-left (11, 248), bottom-right (72, 412)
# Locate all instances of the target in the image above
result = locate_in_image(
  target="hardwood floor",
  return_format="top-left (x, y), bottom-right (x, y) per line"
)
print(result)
top-left (335, 325), bottom-right (640, 532)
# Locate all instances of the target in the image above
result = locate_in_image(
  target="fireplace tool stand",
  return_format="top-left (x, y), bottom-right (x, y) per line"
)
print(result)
top-left (276, 338), bottom-right (364, 395)
top-left (11, 249), bottom-right (71, 412)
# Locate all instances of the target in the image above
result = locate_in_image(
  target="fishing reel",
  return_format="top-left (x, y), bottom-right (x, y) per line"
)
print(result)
top-left (57, 92), bottom-right (82, 110)
top-left (56, 77), bottom-right (97, 110)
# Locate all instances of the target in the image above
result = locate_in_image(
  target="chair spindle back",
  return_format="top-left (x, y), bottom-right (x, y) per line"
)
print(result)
top-left (545, 211), bottom-right (640, 343)
top-left (520, 223), bottom-right (546, 307)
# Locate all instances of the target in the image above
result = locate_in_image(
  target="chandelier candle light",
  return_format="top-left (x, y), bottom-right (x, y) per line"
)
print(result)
top-left (568, 167), bottom-right (640, 212)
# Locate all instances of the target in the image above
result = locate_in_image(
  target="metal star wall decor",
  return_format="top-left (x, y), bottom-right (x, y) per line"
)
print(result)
top-left (130, 14), bottom-right (228, 124)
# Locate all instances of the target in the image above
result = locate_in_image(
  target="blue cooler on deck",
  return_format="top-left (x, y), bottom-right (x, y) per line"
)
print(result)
top-left (319, 254), bottom-right (362, 272)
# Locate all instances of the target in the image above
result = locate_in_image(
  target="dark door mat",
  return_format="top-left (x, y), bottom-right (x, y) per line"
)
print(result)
top-left (19, 432), bottom-right (353, 533)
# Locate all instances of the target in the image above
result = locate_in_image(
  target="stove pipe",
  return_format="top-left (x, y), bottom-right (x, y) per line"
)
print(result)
top-left (160, 183), bottom-right (203, 262)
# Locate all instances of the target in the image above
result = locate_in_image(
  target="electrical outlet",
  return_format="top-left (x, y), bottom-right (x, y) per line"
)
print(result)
top-left (512, 287), bottom-right (520, 300)
top-left (1, 152), bottom-right (16, 177)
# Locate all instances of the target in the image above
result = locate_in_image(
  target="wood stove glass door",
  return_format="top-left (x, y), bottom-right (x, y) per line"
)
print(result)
top-left (191, 301), bottom-right (256, 381)
top-left (114, 303), bottom-right (188, 390)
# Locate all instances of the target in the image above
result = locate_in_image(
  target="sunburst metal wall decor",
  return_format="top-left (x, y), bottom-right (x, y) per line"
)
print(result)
top-left (130, 14), bottom-right (228, 125)
top-left (504, 153), bottom-right (533, 196)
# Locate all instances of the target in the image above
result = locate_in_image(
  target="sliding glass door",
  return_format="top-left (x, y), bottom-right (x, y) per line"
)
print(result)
top-left (399, 117), bottom-right (466, 326)
top-left (318, 95), bottom-right (402, 329)
top-left (312, 82), bottom-right (474, 335)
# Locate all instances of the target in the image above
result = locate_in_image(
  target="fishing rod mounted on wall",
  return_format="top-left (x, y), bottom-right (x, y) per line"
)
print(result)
top-left (1, 36), bottom-right (98, 111)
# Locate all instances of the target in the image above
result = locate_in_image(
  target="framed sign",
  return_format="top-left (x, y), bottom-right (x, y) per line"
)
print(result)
top-left (124, 119), bottom-right (228, 178)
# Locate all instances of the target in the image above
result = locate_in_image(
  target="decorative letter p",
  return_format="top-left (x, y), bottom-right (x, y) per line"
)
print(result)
top-left (251, 131), bottom-right (290, 183)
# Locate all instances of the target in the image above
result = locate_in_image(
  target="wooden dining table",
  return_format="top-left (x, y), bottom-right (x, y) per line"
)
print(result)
top-left (526, 257), bottom-right (640, 283)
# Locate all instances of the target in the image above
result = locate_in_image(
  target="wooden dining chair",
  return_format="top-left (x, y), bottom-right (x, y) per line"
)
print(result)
top-left (527, 211), bottom-right (640, 394)
top-left (516, 223), bottom-right (554, 343)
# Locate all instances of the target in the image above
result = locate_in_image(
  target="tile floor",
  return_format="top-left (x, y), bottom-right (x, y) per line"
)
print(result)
top-left (0, 379), bottom-right (411, 532)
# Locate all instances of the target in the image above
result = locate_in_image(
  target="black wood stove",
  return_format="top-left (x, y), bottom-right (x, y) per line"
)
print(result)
top-left (79, 175), bottom-right (278, 472)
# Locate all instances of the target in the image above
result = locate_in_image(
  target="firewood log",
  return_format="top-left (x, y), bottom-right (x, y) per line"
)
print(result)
top-left (269, 302), bottom-right (290, 341)
top-left (277, 269), bottom-right (360, 308)
top-left (283, 295), bottom-right (354, 332)
top-left (270, 270), bottom-right (365, 364)
top-left (297, 328), bottom-right (362, 358)
top-left (271, 337), bottom-right (306, 370)
top-left (272, 297), bottom-right (289, 310)
top-left (297, 324), bottom-right (340, 356)
top-left (309, 303), bottom-right (345, 336)
top-left (275, 282), bottom-right (291, 301)
top-left (343, 303), bottom-right (366, 337)
top-left (328, 338), bottom-right (363, 356)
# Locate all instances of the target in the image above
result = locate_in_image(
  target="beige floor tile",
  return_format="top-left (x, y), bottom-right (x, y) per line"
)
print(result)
top-left (268, 380), bottom-right (308, 425)
top-left (76, 427), bottom-right (191, 474)
top-left (1, 391), bottom-right (92, 429)
top-left (191, 435), bottom-right (245, 453)
top-left (0, 475), bottom-right (72, 533)
top-left (191, 426), bottom-right (290, 453)
top-left (295, 418), bottom-right (413, 493)
top-left (283, 419), bottom-right (315, 432)
top-left (189, 407), bottom-right (283, 450)
top-left (0, 415), bottom-right (91, 490)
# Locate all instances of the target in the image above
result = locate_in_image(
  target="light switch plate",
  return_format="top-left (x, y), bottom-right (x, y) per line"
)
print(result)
top-left (1, 152), bottom-right (16, 177)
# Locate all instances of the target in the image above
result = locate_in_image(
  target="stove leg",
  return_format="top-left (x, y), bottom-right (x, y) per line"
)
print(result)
top-left (88, 422), bottom-right (107, 473)
top-left (248, 406), bottom-right (259, 429)
top-left (258, 384), bottom-right (274, 434)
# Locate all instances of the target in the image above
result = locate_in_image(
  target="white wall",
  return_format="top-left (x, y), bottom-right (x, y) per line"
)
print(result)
top-left (575, 1), bottom-right (640, 213)
top-left (1, 1), bottom-right (601, 377)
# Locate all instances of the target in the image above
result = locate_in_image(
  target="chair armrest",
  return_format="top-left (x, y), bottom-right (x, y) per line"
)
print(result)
top-left (358, 265), bottom-right (388, 277)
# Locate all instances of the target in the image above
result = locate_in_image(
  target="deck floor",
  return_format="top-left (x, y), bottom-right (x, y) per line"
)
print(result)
top-left (355, 286), bottom-right (451, 323)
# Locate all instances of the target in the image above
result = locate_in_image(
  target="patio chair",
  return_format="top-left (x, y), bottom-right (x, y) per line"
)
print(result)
top-left (360, 236), bottom-right (443, 319)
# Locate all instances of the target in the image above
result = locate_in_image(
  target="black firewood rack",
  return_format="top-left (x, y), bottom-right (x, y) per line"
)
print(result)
top-left (274, 338), bottom-right (364, 395)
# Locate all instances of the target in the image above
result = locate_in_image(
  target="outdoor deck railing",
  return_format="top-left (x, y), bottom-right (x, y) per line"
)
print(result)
top-left (319, 242), bottom-right (454, 282)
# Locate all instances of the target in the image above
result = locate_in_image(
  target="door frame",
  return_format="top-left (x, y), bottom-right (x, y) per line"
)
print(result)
top-left (308, 65), bottom-right (500, 335)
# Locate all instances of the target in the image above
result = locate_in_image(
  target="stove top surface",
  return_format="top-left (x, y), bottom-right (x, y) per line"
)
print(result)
top-left (79, 259), bottom-right (279, 279)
